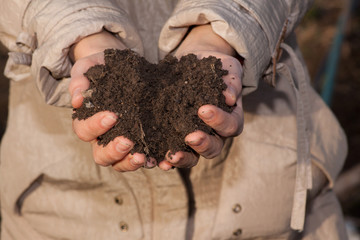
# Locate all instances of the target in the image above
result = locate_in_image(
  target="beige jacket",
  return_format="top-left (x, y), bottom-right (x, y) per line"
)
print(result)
top-left (0, 0), bottom-right (348, 239)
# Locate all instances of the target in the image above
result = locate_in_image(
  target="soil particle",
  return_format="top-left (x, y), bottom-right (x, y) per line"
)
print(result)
top-left (72, 49), bottom-right (232, 162)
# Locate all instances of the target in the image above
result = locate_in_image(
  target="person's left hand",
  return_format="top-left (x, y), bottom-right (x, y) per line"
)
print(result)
top-left (158, 25), bottom-right (244, 170)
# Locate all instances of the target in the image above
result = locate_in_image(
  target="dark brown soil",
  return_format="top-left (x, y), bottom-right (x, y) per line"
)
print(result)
top-left (72, 49), bottom-right (231, 161)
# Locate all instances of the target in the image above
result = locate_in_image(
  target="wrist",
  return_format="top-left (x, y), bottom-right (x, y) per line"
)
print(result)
top-left (70, 30), bottom-right (126, 62)
top-left (177, 24), bottom-right (236, 57)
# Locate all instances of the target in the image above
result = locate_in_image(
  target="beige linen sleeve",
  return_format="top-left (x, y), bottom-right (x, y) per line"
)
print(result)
top-left (20, 0), bottom-right (143, 107)
top-left (0, 1), bottom-right (30, 49)
top-left (158, 0), bottom-right (314, 95)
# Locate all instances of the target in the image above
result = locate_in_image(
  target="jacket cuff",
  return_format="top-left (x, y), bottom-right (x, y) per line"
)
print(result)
top-left (24, 1), bottom-right (143, 107)
top-left (159, 0), bottom-right (291, 95)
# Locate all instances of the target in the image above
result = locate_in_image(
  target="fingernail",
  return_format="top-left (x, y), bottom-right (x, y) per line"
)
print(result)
top-left (145, 158), bottom-right (157, 168)
top-left (186, 139), bottom-right (202, 147)
top-left (169, 155), bottom-right (183, 164)
top-left (131, 155), bottom-right (145, 165)
top-left (116, 140), bottom-right (132, 153)
top-left (101, 114), bottom-right (117, 128)
top-left (200, 110), bottom-right (214, 120)
top-left (161, 163), bottom-right (173, 171)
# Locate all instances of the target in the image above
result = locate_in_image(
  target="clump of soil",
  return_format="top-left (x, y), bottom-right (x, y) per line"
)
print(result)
top-left (72, 49), bottom-right (232, 162)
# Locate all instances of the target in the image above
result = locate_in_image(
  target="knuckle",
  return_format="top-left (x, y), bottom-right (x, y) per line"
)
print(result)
top-left (231, 111), bottom-right (244, 136)
top-left (112, 164), bottom-right (126, 172)
top-left (217, 111), bottom-right (243, 137)
top-left (104, 147), bottom-right (121, 163)
top-left (112, 158), bottom-right (140, 172)
top-left (126, 165), bottom-right (141, 172)
top-left (204, 146), bottom-right (222, 159)
top-left (86, 121), bottom-right (99, 135)
top-left (92, 145), bottom-right (111, 167)
top-left (202, 137), bottom-right (223, 159)
top-left (204, 151), bottom-right (219, 159)
top-left (74, 127), bottom-right (91, 142)
top-left (212, 115), bottom-right (227, 131)
top-left (173, 155), bottom-right (197, 168)
top-left (93, 156), bottom-right (109, 167)
top-left (223, 122), bottom-right (239, 137)
top-left (195, 137), bottom-right (212, 155)
top-left (73, 119), bottom-right (98, 142)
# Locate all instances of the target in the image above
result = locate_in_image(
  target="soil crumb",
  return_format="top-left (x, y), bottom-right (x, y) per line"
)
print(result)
top-left (72, 49), bottom-right (232, 162)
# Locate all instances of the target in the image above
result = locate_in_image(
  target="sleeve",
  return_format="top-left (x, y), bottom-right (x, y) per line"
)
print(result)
top-left (18, 0), bottom-right (143, 107)
top-left (0, 1), bottom-right (30, 50)
top-left (158, 0), bottom-right (314, 95)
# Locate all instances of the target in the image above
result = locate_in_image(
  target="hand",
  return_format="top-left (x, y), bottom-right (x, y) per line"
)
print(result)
top-left (69, 31), bottom-right (148, 172)
top-left (158, 25), bottom-right (244, 170)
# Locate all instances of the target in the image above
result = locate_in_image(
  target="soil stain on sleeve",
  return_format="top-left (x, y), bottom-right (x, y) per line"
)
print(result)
top-left (72, 49), bottom-right (232, 162)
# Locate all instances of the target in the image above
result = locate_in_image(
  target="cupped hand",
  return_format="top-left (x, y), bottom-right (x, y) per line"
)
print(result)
top-left (158, 25), bottom-right (244, 171)
top-left (69, 31), bottom-right (149, 172)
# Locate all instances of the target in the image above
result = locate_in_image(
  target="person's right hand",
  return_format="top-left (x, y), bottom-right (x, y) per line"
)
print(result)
top-left (69, 31), bottom-right (150, 172)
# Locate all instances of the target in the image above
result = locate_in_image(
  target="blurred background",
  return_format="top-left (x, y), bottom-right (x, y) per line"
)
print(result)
top-left (0, 0), bottom-right (359, 238)
top-left (296, 0), bottom-right (360, 238)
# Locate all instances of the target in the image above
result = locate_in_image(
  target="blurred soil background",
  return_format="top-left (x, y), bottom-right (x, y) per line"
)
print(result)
top-left (0, 0), bottom-right (359, 237)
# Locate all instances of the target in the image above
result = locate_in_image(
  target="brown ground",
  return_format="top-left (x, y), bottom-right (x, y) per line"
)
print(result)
top-left (73, 49), bottom-right (230, 161)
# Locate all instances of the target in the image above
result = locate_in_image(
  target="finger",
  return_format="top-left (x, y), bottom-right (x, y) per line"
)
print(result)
top-left (185, 130), bottom-right (224, 159)
top-left (69, 54), bottom-right (104, 108)
top-left (72, 111), bottom-right (118, 142)
top-left (111, 153), bottom-right (146, 172)
top-left (91, 136), bottom-right (134, 166)
top-left (222, 73), bottom-right (242, 106)
top-left (144, 157), bottom-right (157, 169)
top-left (70, 53), bottom-right (104, 79)
top-left (158, 160), bottom-right (174, 171)
top-left (160, 151), bottom-right (199, 170)
top-left (198, 104), bottom-right (243, 137)
top-left (69, 75), bottom-right (89, 108)
top-left (222, 58), bottom-right (243, 106)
